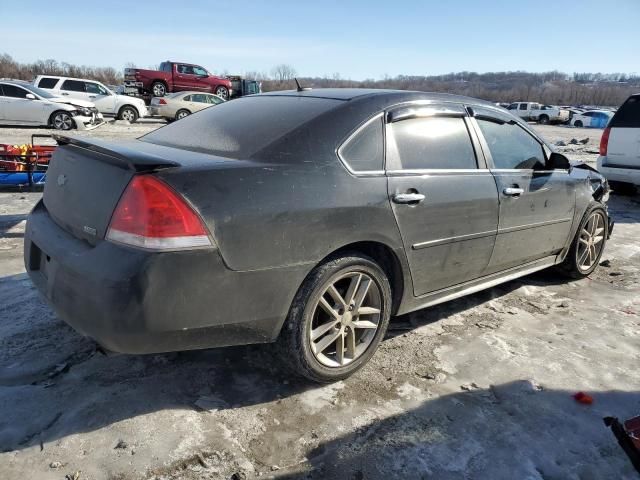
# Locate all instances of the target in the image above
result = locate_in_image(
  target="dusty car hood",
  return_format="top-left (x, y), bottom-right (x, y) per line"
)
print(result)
top-left (49, 97), bottom-right (95, 109)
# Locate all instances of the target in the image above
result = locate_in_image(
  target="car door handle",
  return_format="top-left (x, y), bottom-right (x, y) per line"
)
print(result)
top-left (88, 95), bottom-right (96, 99)
top-left (393, 193), bottom-right (425, 204)
top-left (61, 92), bottom-right (69, 96)
top-left (503, 187), bottom-right (524, 196)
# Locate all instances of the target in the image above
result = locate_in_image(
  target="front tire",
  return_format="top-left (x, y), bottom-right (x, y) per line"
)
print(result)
top-left (175, 109), bottom-right (190, 120)
top-left (279, 254), bottom-right (392, 383)
top-left (214, 86), bottom-right (229, 100)
top-left (559, 205), bottom-right (608, 278)
top-left (574, 120), bottom-right (583, 128)
top-left (50, 111), bottom-right (75, 130)
top-left (118, 105), bottom-right (139, 123)
top-left (538, 115), bottom-right (549, 125)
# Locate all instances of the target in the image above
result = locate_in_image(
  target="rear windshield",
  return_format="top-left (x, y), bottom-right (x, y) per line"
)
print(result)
top-left (141, 95), bottom-right (341, 159)
top-left (609, 95), bottom-right (640, 128)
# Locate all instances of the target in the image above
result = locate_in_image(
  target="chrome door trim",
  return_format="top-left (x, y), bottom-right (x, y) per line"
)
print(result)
top-left (412, 229), bottom-right (496, 250)
top-left (498, 217), bottom-right (573, 234)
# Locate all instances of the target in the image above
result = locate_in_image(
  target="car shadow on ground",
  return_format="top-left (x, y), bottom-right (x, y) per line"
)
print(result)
top-left (0, 264), bottom-right (588, 454)
top-left (608, 193), bottom-right (640, 224)
top-left (0, 213), bottom-right (27, 238)
top-left (275, 384), bottom-right (640, 479)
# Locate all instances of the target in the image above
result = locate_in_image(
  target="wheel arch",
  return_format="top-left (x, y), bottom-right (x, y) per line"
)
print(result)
top-left (319, 240), bottom-right (406, 316)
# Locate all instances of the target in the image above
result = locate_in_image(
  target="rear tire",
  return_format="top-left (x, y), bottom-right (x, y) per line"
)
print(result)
top-left (50, 111), bottom-right (75, 130)
top-left (278, 254), bottom-right (392, 383)
top-left (151, 82), bottom-right (167, 97)
top-left (559, 205), bottom-right (608, 278)
top-left (175, 109), bottom-right (190, 120)
top-left (574, 120), bottom-right (583, 128)
top-left (118, 105), bottom-right (139, 123)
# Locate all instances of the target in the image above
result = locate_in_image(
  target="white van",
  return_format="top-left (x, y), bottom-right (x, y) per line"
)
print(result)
top-left (597, 94), bottom-right (640, 191)
top-left (34, 75), bottom-right (148, 122)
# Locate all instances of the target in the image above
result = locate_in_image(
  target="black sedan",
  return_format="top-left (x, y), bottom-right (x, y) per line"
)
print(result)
top-left (24, 89), bottom-right (611, 382)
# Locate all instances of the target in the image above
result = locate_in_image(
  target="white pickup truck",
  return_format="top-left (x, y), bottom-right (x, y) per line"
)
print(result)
top-left (507, 102), bottom-right (570, 124)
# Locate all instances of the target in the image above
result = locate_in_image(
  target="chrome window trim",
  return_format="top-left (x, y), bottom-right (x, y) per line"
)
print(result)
top-left (386, 168), bottom-right (490, 176)
top-left (336, 113), bottom-right (385, 176)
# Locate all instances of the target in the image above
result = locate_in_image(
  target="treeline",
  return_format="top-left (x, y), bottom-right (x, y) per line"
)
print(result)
top-left (2, 53), bottom-right (638, 106)
top-left (0, 54), bottom-right (121, 85)
top-left (264, 70), bottom-right (640, 107)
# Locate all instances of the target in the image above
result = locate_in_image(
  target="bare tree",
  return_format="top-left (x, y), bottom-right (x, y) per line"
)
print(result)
top-left (271, 64), bottom-right (297, 82)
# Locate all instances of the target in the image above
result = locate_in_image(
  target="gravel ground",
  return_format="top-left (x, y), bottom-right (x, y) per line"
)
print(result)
top-left (0, 121), bottom-right (638, 480)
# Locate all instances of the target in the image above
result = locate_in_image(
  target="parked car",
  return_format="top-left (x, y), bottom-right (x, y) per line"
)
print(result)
top-left (597, 93), bottom-right (640, 190)
top-left (0, 79), bottom-right (103, 130)
top-left (507, 102), bottom-right (570, 124)
top-left (124, 61), bottom-right (233, 99)
top-left (34, 76), bottom-right (148, 122)
top-left (24, 89), bottom-right (612, 382)
top-left (149, 91), bottom-right (225, 121)
top-left (570, 110), bottom-right (614, 128)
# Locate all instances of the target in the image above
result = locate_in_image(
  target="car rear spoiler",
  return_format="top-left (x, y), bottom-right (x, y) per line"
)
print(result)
top-left (53, 135), bottom-right (180, 172)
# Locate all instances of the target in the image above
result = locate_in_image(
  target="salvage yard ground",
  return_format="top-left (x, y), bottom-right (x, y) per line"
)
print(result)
top-left (0, 121), bottom-right (638, 480)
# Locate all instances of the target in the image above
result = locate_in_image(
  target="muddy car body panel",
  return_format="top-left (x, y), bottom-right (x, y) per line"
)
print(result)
top-left (24, 89), bottom-right (610, 356)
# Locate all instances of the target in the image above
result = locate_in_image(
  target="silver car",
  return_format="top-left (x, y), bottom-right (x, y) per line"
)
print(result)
top-left (149, 91), bottom-right (224, 121)
top-left (0, 80), bottom-right (103, 130)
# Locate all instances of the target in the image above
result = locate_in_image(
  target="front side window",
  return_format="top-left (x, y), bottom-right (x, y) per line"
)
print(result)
top-left (85, 82), bottom-right (108, 95)
top-left (388, 116), bottom-right (477, 170)
top-left (1, 84), bottom-right (29, 99)
top-left (193, 66), bottom-right (207, 76)
top-left (338, 116), bottom-right (384, 172)
top-left (37, 77), bottom-right (59, 89)
top-left (206, 94), bottom-right (223, 104)
top-left (519, 103), bottom-right (528, 110)
top-left (507, 103), bottom-right (517, 110)
top-left (61, 80), bottom-right (85, 92)
top-left (477, 119), bottom-right (545, 170)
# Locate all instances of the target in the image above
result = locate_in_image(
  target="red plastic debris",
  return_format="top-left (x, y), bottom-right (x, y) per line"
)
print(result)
top-left (573, 392), bottom-right (594, 404)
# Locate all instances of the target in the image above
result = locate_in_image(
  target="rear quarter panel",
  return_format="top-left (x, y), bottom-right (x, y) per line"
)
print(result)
top-left (159, 160), bottom-right (404, 272)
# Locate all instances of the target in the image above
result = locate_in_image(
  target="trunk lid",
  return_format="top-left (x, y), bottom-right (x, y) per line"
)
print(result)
top-left (43, 137), bottom-right (181, 245)
top-left (43, 136), bottom-right (238, 245)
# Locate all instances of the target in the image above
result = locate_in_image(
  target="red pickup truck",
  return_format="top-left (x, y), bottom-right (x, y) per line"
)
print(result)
top-left (124, 61), bottom-right (233, 99)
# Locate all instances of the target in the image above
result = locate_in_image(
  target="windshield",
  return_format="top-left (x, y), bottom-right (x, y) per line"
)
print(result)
top-left (140, 95), bottom-right (341, 159)
top-left (19, 82), bottom-right (57, 99)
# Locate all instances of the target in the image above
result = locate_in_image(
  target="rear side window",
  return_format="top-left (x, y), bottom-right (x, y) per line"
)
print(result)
top-left (37, 77), bottom-right (59, 89)
top-left (610, 95), bottom-right (640, 128)
top-left (338, 116), bottom-right (384, 172)
top-left (182, 95), bottom-right (192, 101)
top-left (477, 119), bottom-right (545, 170)
top-left (61, 80), bottom-right (85, 92)
top-left (141, 96), bottom-right (341, 159)
top-left (388, 116), bottom-right (477, 170)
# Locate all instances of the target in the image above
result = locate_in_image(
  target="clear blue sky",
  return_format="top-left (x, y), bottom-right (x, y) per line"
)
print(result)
top-left (2, 0), bottom-right (639, 80)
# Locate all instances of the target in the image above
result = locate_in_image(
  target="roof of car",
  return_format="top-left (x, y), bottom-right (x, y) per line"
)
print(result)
top-left (0, 79), bottom-right (31, 86)
top-left (260, 88), bottom-right (494, 106)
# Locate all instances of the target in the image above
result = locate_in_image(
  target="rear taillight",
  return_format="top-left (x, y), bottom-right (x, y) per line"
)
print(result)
top-left (158, 98), bottom-right (167, 105)
top-left (106, 175), bottom-right (211, 250)
top-left (600, 127), bottom-right (611, 156)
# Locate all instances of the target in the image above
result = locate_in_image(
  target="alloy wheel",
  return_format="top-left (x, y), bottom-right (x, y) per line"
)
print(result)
top-left (53, 113), bottom-right (73, 130)
top-left (215, 87), bottom-right (229, 100)
top-left (577, 211), bottom-right (605, 272)
top-left (309, 271), bottom-right (382, 368)
top-left (153, 83), bottom-right (166, 96)
top-left (121, 108), bottom-right (135, 122)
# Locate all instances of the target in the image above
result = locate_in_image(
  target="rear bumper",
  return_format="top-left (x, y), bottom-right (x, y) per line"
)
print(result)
top-left (597, 156), bottom-right (640, 186)
top-left (24, 201), bottom-right (308, 354)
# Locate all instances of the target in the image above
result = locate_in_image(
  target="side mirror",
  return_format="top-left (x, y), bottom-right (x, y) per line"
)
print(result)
top-left (25, 93), bottom-right (36, 100)
top-left (548, 152), bottom-right (570, 170)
